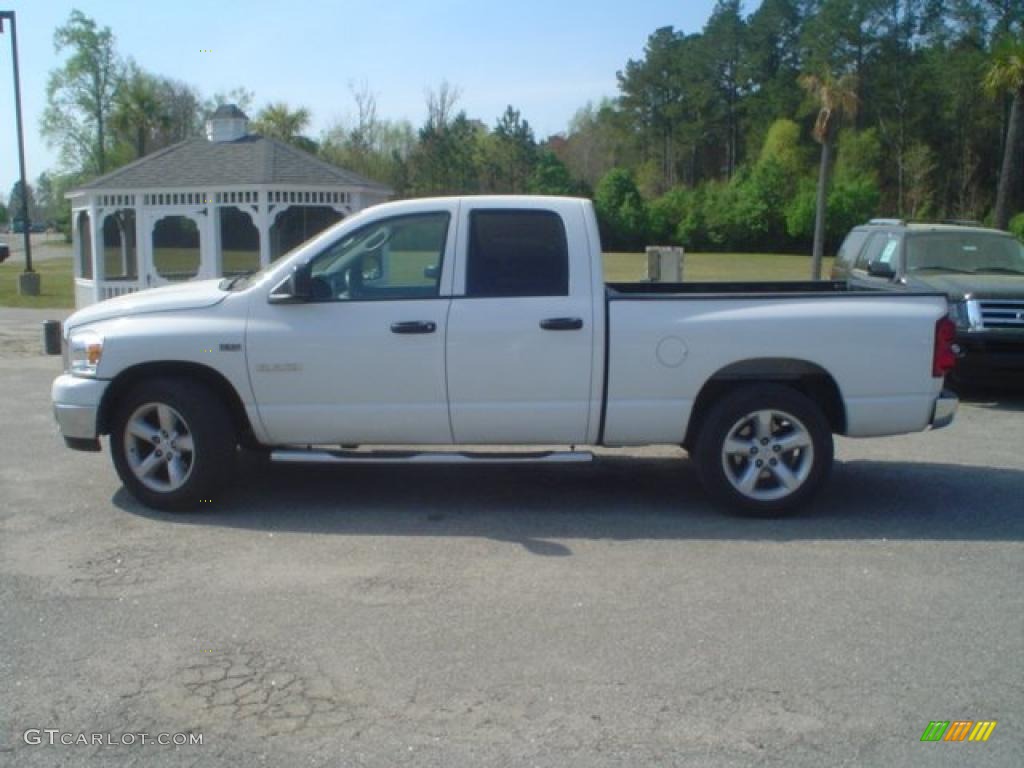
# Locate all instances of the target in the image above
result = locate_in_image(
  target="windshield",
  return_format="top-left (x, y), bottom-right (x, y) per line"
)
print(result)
top-left (906, 232), bottom-right (1024, 275)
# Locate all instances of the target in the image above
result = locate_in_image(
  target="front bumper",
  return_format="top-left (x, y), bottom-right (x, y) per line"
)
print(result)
top-left (955, 333), bottom-right (1024, 380)
top-left (930, 390), bottom-right (958, 430)
top-left (52, 374), bottom-right (109, 443)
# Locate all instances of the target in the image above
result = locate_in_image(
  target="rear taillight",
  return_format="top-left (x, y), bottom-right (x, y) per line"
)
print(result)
top-left (933, 317), bottom-right (957, 378)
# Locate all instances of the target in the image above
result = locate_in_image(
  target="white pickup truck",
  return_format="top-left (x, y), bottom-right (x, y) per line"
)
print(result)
top-left (52, 196), bottom-right (959, 515)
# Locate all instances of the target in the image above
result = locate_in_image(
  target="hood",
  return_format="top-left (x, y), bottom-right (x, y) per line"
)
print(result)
top-left (904, 272), bottom-right (1024, 300)
top-left (65, 279), bottom-right (228, 331)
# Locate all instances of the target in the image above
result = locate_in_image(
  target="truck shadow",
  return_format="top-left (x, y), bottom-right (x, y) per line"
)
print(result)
top-left (114, 456), bottom-right (1024, 550)
top-left (955, 386), bottom-right (1024, 412)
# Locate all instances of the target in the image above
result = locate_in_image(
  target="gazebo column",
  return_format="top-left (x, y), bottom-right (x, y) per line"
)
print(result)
top-left (138, 208), bottom-right (153, 289)
top-left (131, 197), bottom-right (142, 282)
top-left (89, 204), bottom-right (105, 303)
top-left (70, 207), bottom-right (84, 307)
top-left (246, 191), bottom-right (277, 268)
top-left (201, 200), bottom-right (223, 279)
top-left (259, 220), bottom-right (272, 268)
top-left (71, 207), bottom-right (84, 279)
top-left (256, 191), bottom-right (272, 268)
top-left (113, 210), bottom-right (129, 277)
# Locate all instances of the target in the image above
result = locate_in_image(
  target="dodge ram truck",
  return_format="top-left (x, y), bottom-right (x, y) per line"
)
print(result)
top-left (52, 196), bottom-right (959, 515)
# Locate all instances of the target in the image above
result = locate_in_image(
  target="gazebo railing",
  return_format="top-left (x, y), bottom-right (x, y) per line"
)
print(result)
top-left (101, 281), bottom-right (143, 300)
top-left (75, 277), bottom-right (144, 304)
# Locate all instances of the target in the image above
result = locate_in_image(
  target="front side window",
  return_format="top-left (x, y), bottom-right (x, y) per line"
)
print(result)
top-left (466, 210), bottom-right (569, 297)
top-left (855, 232), bottom-right (901, 271)
top-left (307, 212), bottom-right (449, 301)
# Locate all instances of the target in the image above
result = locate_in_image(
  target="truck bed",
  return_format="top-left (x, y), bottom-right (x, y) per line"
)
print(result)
top-left (601, 281), bottom-right (949, 445)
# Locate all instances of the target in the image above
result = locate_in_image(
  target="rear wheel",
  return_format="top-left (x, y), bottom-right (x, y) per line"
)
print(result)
top-left (695, 384), bottom-right (833, 516)
top-left (110, 378), bottom-right (236, 511)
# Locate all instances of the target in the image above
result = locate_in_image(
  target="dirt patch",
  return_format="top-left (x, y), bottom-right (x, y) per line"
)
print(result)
top-left (0, 308), bottom-right (71, 359)
top-left (0, 323), bottom-right (46, 358)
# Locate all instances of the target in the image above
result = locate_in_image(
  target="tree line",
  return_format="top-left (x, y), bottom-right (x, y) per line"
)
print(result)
top-left (28, 3), bottom-right (1024, 257)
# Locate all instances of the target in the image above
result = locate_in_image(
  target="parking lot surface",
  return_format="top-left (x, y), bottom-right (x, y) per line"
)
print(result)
top-left (1, 314), bottom-right (1022, 767)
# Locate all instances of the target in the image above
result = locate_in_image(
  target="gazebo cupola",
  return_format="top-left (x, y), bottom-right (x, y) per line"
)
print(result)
top-left (65, 104), bottom-right (393, 308)
top-left (206, 104), bottom-right (249, 142)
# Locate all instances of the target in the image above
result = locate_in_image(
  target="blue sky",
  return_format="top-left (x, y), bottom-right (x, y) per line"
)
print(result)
top-left (0, 0), bottom-right (724, 197)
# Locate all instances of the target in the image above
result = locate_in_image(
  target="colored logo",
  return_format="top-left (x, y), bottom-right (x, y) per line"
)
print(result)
top-left (920, 720), bottom-right (997, 742)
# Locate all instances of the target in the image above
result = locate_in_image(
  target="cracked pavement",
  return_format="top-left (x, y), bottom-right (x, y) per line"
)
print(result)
top-left (1, 311), bottom-right (1022, 767)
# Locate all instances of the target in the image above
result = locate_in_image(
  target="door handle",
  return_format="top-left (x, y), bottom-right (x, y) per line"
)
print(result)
top-left (540, 317), bottom-right (584, 331)
top-left (390, 321), bottom-right (437, 335)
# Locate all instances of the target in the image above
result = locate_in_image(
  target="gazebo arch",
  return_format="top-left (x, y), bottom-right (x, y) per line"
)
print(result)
top-left (65, 105), bottom-right (392, 307)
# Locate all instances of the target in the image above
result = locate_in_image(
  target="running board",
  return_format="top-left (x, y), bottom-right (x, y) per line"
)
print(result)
top-left (270, 449), bottom-right (594, 465)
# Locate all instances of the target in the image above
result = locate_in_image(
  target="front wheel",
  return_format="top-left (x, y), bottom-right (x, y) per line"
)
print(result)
top-left (110, 378), bottom-right (236, 511)
top-left (694, 384), bottom-right (833, 516)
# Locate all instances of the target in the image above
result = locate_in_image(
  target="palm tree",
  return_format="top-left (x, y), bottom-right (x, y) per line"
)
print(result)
top-left (251, 103), bottom-right (312, 146)
top-left (984, 38), bottom-right (1024, 231)
top-left (799, 71), bottom-right (858, 280)
top-left (112, 66), bottom-right (170, 158)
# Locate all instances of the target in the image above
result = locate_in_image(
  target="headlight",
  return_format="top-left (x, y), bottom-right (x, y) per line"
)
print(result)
top-left (949, 299), bottom-right (983, 331)
top-left (68, 330), bottom-right (104, 377)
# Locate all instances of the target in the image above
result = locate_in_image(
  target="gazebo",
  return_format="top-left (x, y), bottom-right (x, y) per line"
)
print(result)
top-left (66, 105), bottom-right (392, 307)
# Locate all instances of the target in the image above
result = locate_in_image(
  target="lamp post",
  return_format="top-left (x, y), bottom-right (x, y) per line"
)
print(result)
top-left (0, 10), bottom-right (39, 296)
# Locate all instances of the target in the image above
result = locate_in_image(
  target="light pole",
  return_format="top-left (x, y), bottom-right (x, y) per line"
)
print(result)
top-left (0, 10), bottom-right (39, 295)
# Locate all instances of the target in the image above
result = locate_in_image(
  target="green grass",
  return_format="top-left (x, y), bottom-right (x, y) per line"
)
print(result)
top-left (0, 251), bottom-right (835, 310)
top-left (604, 252), bottom-right (834, 283)
top-left (102, 248), bottom-right (261, 279)
top-left (0, 258), bottom-right (76, 309)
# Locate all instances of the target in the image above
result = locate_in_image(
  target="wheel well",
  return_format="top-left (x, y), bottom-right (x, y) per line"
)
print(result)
top-left (97, 362), bottom-right (258, 447)
top-left (684, 359), bottom-right (847, 449)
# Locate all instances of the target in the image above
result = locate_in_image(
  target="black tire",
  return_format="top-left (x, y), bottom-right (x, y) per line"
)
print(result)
top-left (694, 384), bottom-right (833, 516)
top-left (110, 377), bottom-right (236, 511)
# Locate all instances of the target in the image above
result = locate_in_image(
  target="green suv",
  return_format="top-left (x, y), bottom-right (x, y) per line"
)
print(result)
top-left (831, 220), bottom-right (1024, 385)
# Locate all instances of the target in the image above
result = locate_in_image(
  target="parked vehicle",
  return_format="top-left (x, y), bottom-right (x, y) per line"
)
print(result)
top-left (51, 197), bottom-right (958, 515)
top-left (832, 219), bottom-right (1024, 386)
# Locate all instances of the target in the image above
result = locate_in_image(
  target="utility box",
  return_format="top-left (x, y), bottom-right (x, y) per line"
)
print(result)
top-left (646, 246), bottom-right (685, 282)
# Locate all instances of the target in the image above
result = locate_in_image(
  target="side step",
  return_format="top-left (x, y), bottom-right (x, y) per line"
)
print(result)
top-left (270, 449), bottom-right (594, 465)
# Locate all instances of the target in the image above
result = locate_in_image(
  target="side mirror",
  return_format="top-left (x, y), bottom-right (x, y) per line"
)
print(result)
top-left (269, 263), bottom-right (313, 303)
top-left (362, 264), bottom-right (382, 281)
top-left (867, 260), bottom-right (896, 279)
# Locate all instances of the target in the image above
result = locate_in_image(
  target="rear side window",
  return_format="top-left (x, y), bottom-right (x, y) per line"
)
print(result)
top-left (466, 210), bottom-right (569, 297)
top-left (837, 230), bottom-right (869, 265)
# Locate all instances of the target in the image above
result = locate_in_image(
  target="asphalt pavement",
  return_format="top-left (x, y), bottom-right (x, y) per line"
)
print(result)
top-left (1, 233), bottom-right (70, 263)
top-left (1, 312), bottom-right (1022, 767)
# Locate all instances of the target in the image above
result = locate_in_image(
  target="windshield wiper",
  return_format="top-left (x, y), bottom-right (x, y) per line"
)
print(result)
top-left (221, 271), bottom-right (254, 290)
top-left (910, 266), bottom-right (974, 274)
top-left (973, 267), bottom-right (1024, 275)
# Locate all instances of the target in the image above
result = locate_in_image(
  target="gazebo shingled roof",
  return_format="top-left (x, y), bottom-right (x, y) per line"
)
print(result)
top-left (71, 135), bottom-right (391, 192)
